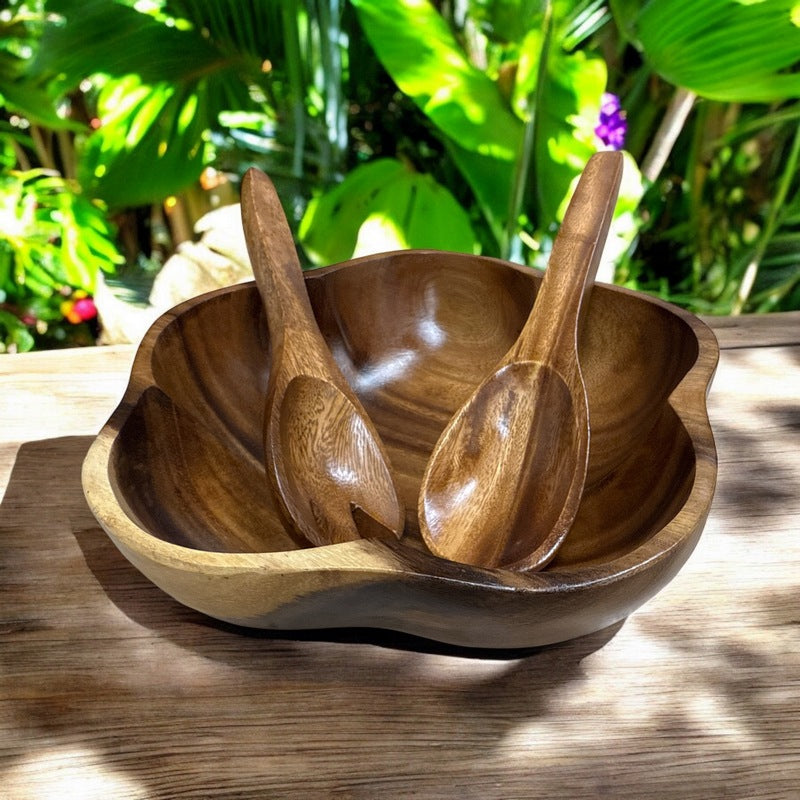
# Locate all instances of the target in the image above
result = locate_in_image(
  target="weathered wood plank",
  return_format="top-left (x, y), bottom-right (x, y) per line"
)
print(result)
top-left (0, 337), bottom-right (798, 799)
top-left (705, 310), bottom-right (800, 349)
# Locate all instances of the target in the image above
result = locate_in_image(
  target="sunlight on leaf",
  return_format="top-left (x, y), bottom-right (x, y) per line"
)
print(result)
top-left (33, 0), bottom-right (269, 207)
top-left (79, 75), bottom-right (206, 207)
top-left (177, 94), bottom-right (198, 135)
top-left (534, 42), bottom-right (607, 224)
top-left (125, 86), bottom-right (174, 147)
top-left (0, 170), bottom-right (121, 297)
top-left (354, 214), bottom-right (408, 256)
top-left (300, 159), bottom-right (478, 265)
top-left (611, 0), bottom-right (800, 102)
top-left (352, 0), bottom-right (522, 160)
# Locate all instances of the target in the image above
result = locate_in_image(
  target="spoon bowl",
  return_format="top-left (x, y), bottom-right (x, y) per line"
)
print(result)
top-left (421, 361), bottom-right (584, 567)
top-left (419, 151), bottom-right (624, 571)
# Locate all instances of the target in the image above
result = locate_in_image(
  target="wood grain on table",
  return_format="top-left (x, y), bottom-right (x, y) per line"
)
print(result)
top-left (1, 316), bottom-right (798, 799)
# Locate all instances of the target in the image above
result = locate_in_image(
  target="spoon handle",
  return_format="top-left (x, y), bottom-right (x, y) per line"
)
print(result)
top-left (241, 169), bottom-right (324, 361)
top-left (511, 151), bottom-right (624, 370)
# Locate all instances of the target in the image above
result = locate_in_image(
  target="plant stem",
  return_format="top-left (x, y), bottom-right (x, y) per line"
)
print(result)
top-left (30, 125), bottom-right (56, 171)
top-left (502, 0), bottom-right (553, 262)
top-left (56, 130), bottom-right (75, 180)
top-left (685, 98), bottom-right (710, 296)
top-left (282, 1), bottom-right (306, 178)
top-left (641, 86), bottom-right (696, 183)
top-left (732, 121), bottom-right (800, 314)
top-left (315, 0), bottom-right (347, 181)
top-left (11, 139), bottom-right (31, 171)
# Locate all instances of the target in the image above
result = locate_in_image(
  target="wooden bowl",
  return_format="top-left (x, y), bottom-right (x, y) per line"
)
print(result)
top-left (82, 251), bottom-right (718, 649)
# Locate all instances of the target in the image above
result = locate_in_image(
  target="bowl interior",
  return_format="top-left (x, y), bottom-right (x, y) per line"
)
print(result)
top-left (111, 251), bottom-right (700, 571)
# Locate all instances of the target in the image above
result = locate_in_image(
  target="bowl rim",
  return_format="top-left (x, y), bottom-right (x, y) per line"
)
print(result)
top-left (81, 249), bottom-right (719, 592)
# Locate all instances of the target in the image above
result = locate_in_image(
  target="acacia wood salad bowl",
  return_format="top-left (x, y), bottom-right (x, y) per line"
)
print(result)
top-left (82, 250), bottom-right (718, 649)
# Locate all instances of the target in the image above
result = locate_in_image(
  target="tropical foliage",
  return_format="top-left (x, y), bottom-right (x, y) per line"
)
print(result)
top-left (1, 0), bottom-right (799, 350)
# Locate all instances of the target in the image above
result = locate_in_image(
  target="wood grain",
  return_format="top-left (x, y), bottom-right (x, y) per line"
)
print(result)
top-left (418, 152), bottom-right (623, 571)
top-left (240, 168), bottom-right (404, 546)
top-left (0, 345), bottom-right (135, 500)
top-left (81, 251), bottom-right (717, 649)
top-left (0, 329), bottom-right (798, 799)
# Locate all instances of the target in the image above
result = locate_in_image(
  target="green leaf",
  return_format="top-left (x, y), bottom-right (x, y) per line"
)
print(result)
top-left (352, 0), bottom-right (523, 161)
top-left (0, 309), bottom-right (35, 352)
top-left (0, 7), bottom-right (79, 129)
top-left (36, 0), bottom-right (226, 87)
top-left (33, 0), bottom-right (271, 206)
top-left (299, 159), bottom-right (479, 264)
top-left (610, 0), bottom-right (800, 102)
top-left (467, 0), bottom-right (600, 45)
top-left (446, 142), bottom-right (517, 239)
top-left (0, 169), bottom-right (121, 296)
top-left (469, 0), bottom-right (545, 43)
top-left (351, 0), bottom-right (531, 245)
top-left (79, 75), bottom-right (208, 207)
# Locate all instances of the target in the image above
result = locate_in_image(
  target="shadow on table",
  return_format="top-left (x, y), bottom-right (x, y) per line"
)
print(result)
top-left (17, 434), bottom-right (792, 797)
top-left (2, 439), bottom-right (616, 677)
top-left (17, 436), bottom-right (621, 657)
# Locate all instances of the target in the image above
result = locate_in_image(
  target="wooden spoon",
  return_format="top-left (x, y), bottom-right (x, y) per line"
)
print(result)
top-left (418, 150), bottom-right (624, 571)
top-left (241, 168), bottom-right (404, 547)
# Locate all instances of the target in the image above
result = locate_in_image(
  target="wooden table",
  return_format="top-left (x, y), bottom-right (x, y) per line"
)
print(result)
top-left (2, 313), bottom-right (799, 799)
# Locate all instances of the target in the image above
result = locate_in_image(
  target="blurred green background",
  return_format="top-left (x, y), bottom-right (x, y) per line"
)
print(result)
top-left (1, 0), bottom-right (799, 351)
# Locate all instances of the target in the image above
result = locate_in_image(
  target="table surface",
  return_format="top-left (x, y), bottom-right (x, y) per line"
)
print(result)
top-left (1, 312), bottom-right (799, 799)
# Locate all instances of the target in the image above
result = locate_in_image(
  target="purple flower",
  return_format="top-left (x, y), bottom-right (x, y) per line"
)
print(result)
top-left (595, 92), bottom-right (627, 151)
